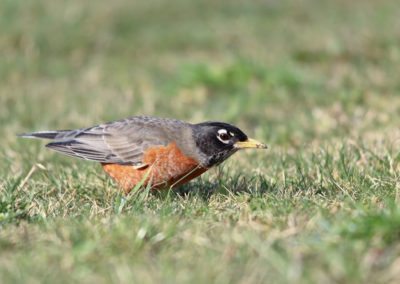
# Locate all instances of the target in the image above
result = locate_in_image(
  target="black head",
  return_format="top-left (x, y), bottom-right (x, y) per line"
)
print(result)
top-left (192, 121), bottom-right (267, 167)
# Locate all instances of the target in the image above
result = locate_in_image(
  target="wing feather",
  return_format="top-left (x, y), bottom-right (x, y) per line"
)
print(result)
top-left (44, 116), bottom-right (189, 166)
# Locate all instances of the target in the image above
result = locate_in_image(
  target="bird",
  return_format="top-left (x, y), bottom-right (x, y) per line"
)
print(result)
top-left (19, 116), bottom-right (268, 193)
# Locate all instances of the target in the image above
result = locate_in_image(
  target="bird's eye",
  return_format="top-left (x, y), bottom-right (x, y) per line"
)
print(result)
top-left (219, 132), bottom-right (230, 141)
top-left (217, 129), bottom-right (231, 144)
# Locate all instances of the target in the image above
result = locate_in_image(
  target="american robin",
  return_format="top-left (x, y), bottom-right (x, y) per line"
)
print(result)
top-left (19, 116), bottom-right (267, 193)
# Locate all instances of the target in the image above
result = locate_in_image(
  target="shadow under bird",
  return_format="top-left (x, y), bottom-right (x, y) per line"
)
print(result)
top-left (19, 116), bottom-right (268, 193)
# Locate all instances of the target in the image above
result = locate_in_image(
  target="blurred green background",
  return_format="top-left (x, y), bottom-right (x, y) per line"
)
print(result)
top-left (1, 0), bottom-right (400, 283)
top-left (2, 0), bottom-right (399, 142)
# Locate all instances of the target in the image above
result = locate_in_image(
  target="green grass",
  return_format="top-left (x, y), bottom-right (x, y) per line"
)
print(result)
top-left (1, 0), bottom-right (400, 283)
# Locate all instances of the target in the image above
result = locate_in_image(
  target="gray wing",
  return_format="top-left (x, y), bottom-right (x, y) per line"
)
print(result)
top-left (40, 116), bottom-right (188, 166)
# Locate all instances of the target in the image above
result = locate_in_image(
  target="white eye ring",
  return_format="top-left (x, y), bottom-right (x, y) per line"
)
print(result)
top-left (217, 129), bottom-right (230, 144)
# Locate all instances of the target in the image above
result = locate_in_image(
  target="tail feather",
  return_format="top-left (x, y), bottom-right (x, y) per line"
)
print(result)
top-left (18, 130), bottom-right (71, 140)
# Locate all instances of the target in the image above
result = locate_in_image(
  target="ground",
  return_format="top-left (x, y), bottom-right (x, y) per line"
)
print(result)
top-left (1, 0), bottom-right (400, 283)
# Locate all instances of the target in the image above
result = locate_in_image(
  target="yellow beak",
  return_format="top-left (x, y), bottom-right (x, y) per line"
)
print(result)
top-left (234, 138), bottom-right (268, 149)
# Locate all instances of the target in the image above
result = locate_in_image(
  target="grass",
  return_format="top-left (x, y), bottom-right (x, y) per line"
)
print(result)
top-left (1, 0), bottom-right (400, 283)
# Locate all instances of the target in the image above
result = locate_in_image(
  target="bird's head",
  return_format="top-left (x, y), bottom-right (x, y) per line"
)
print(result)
top-left (192, 121), bottom-right (267, 167)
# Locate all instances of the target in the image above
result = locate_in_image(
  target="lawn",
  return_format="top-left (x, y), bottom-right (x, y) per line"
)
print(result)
top-left (1, 0), bottom-right (400, 283)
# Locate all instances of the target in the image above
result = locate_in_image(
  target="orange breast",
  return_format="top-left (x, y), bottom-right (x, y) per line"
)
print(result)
top-left (102, 143), bottom-right (207, 193)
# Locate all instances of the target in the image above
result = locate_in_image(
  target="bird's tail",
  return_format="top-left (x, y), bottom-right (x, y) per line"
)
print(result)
top-left (18, 130), bottom-right (71, 140)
